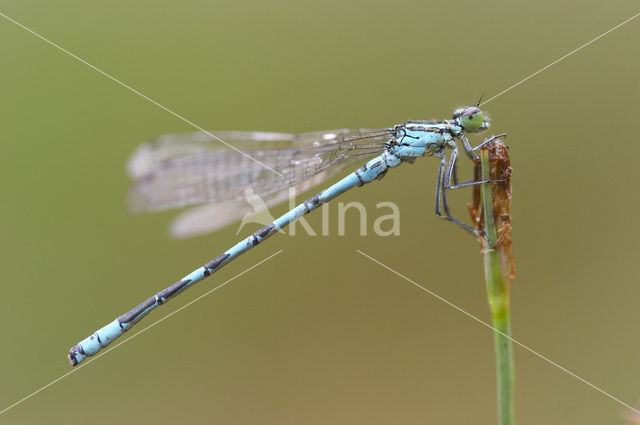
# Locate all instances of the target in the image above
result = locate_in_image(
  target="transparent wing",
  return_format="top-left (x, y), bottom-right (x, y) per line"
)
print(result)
top-left (127, 131), bottom-right (298, 179)
top-left (127, 128), bottom-right (393, 213)
top-left (168, 170), bottom-right (332, 239)
top-left (168, 193), bottom-right (284, 239)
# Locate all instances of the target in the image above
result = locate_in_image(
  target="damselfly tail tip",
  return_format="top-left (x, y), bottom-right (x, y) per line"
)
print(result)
top-left (67, 346), bottom-right (82, 366)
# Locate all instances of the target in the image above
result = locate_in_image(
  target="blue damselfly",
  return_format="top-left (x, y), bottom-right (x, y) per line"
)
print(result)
top-left (68, 106), bottom-right (503, 366)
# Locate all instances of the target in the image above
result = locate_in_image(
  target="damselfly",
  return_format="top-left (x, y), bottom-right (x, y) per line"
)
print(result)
top-left (68, 106), bottom-right (503, 366)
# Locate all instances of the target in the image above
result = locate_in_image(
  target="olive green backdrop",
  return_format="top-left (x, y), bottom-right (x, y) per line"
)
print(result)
top-left (1, 1), bottom-right (639, 424)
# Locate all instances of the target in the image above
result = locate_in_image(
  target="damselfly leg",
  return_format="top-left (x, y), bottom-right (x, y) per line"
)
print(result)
top-left (434, 148), bottom-right (480, 235)
top-left (459, 132), bottom-right (508, 159)
top-left (434, 134), bottom-right (508, 243)
top-left (471, 133), bottom-right (507, 153)
top-left (446, 134), bottom-right (508, 190)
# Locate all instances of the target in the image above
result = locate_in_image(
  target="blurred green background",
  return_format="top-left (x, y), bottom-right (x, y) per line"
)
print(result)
top-left (1, 1), bottom-right (639, 424)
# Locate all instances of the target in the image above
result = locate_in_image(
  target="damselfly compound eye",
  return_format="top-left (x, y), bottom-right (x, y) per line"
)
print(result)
top-left (454, 106), bottom-right (485, 132)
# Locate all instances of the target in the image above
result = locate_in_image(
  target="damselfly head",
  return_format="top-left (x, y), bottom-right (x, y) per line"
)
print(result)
top-left (453, 106), bottom-right (490, 133)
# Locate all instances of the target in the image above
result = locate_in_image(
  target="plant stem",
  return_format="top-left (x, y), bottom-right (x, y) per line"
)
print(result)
top-left (492, 310), bottom-right (514, 425)
top-left (480, 149), bottom-right (515, 425)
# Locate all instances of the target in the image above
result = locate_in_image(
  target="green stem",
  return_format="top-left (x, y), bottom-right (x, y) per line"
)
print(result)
top-left (480, 150), bottom-right (515, 425)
